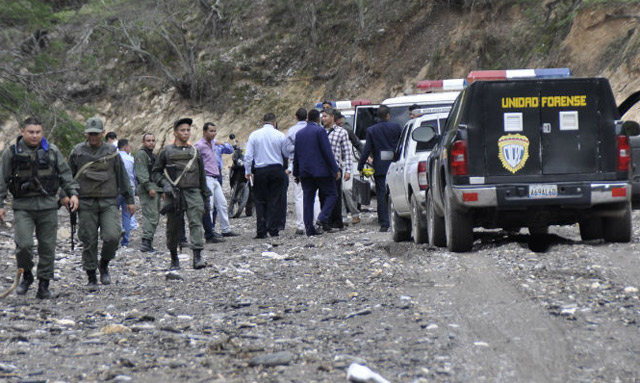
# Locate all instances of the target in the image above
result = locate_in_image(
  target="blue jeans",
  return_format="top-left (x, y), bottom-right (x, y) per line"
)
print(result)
top-left (117, 194), bottom-right (133, 246)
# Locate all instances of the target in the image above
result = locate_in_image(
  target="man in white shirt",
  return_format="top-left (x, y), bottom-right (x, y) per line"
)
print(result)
top-left (244, 113), bottom-right (289, 239)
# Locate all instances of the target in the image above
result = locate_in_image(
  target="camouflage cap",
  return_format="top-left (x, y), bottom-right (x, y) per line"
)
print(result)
top-left (85, 117), bottom-right (104, 133)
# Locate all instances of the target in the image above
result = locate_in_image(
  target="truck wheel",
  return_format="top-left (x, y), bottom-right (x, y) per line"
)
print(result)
top-left (389, 195), bottom-right (410, 242)
top-left (411, 194), bottom-right (428, 244)
top-left (603, 202), bottom-right (632, 242)
top-left (427, 189), bottom-right (446, 247)
top-left (444, 186), bottom-right (474, 252)
top-left (579, 218), bottom-right (603, 241)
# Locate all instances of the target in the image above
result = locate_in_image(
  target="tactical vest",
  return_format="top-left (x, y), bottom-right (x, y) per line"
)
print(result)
top-left (9, 143), bottom-right (59, 198)
top-left (74, 145), bottom-right (119, 198)
top-left (164, 145), bottom-right (200, 188)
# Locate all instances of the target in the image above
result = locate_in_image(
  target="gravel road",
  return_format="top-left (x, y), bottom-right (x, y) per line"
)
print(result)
top-left (0, 186), bottom-right (639, 383)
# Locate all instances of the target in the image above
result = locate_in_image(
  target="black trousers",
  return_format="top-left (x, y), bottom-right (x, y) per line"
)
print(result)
top-left (326, 170), bottom-right (343, 228)
top-left (253, 165), bottom-right (286, 236)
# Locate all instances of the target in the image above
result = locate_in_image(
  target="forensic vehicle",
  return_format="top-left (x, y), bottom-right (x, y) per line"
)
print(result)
top-left (424, 69), bottom-right (640, 252)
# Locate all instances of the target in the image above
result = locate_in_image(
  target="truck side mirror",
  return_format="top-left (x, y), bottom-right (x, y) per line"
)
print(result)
top-left (412, 125), bottom-right (438, 143)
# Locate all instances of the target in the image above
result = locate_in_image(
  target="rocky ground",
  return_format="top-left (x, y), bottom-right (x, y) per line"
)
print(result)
top-left (1, 182), bottom-right (639, 383)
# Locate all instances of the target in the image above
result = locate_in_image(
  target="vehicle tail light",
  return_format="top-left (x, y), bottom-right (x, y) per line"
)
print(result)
top-left (451, 140), bottom-right (468, 176)
top-left (418, 161), bottom-right (427, 190)
top-left (617, 135), bottom-right (631, 171)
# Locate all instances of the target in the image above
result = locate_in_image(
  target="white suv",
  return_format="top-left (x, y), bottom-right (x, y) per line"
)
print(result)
top-left (385, 113), bottom-right (449, 243)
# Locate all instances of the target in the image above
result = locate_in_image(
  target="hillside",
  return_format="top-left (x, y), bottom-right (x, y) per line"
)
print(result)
top-left (0, 0), bottom-right (639, 155)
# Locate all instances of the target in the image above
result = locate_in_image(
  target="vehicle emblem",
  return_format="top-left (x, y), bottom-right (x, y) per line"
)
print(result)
top-left (498, 134), bottom-right (529, 173)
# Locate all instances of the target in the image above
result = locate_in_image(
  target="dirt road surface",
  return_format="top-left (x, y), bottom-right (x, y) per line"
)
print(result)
top-left (0, 186), bottom-right (639, 383)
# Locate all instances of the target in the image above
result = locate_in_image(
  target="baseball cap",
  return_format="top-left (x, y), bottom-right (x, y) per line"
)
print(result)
top-left (85, 117), bottom-right (104, 133)
top-left (174, 118), bottom-right (193, 130)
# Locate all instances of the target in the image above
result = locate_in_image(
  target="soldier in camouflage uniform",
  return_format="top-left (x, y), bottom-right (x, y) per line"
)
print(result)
top-left (68, 117), bottom-right (135, 290)
top-left (135, 133), bottom-right (162, 253)
top-left (152, 118), bottom-right (210, 270)
top-left (0, 117), bottom-right (79, 299)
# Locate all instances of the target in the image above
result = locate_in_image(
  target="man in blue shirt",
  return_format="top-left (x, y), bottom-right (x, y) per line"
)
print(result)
top-left (117, 139), bottom-right (137, 247)
top-left (244, 113), bottom-right (289, 238)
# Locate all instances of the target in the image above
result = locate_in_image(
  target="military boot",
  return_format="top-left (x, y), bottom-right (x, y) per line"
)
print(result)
top-left (140, 238), bottom-right (156, 253)
top-left (86, 270), bottom-right (98, 291)
top-left (16, 270), bottom-right (34, 296)
top-left (35, 278), bottom-right (52, 299)
top-left (192, 249), bottom-right (205, 269)
top-left (169, 249), bottom-right (180, 271)
top-left (98, 259), bottom-right (111, 285)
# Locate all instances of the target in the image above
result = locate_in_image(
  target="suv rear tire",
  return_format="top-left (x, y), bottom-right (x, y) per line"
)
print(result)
top-left (603, 202), bottom-right (632, 242)
top-left (427, 189), bottom-right (446, 247)
top-left (411, 194), bottom-right (428, 244)
top-left (389, 195), bottom-right (410, 242)
top-left (444, 186), bottom-right (473, 252)
top-left (579, 218), bottom-right (603, 241)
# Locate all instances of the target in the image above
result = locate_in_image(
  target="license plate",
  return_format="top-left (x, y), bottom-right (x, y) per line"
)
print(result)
top-left (529, 184), bottom-right (558, 198)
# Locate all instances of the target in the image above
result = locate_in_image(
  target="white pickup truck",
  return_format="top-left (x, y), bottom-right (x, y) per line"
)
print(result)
top-left (385, 113), bottom-right (449, 243)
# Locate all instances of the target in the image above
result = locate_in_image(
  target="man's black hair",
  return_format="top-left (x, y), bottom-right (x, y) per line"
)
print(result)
top-left (295, 108), bottom-right (307, 121)
top-left (117, 138), bottom-right (129, 150)
top-left (322, 108), bottom-right (335, 117)
top-left (263, 113), bottom-right (276, 123)
top-left (377, 105), bottom-right (391, 119)
top-left (105, 132), bottom-right (117, 141)
top-left (142, 132), bottom-right (154, 141)
top-left (408, 104), bottom-right (420, 112)
top-left (308, 109), bottom-right (320, 122)
top-left (23, 117), bottom-right (42, 127)
top-left (322, 100), bottom-right (332, 107)
top-left (203, 122), bottom-right (216, 132)
top-left (335, 112), bottom-right (344, 120)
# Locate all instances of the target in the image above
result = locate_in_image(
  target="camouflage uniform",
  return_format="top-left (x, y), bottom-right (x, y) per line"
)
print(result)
top-left (152, 143), bottom-right (210, 269)
top-left (0, 136), bottom-right (78, 295)
top-left (134, 147), bottom-right (162, 251)
top-left (69, 140), bottom-right (133, 283)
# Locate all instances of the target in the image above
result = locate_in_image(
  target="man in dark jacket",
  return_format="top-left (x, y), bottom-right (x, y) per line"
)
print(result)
top-left (135, 133), bottom-right (162, 253)
top-left (293, 109), bottom-right (340, 236)
top-left (357, 105), bottom-right (402, 232)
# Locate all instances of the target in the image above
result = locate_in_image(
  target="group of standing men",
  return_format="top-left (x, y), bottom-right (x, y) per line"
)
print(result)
top-left (244, 102), bottom-right (401, 238)
top-left (0, 102), bottom-right (400, 299)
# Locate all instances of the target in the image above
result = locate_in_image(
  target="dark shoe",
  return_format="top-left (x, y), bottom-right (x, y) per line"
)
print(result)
top-left (317, 221), bottom-right (332, 233)
top-left (86, 270), bottom-right (99, 291)
top-left (253, 234), bottom-right (267, 239)
top-left (222, 231), bottom-right (240, 237)
top-left (35, 278), bottom-right (52, 299)
top-left (206, 236), bottom-right (224, 244)
top-left (269, 231), bottom-right (279, 237)
top-left (380, 226), bottom-right (389, 232)
top-left (140, 239), bottom-right (156, 253)
top-left (212, 232), bottom-right (224, 240)
top-left (16, 271), bottom-right (34, 296)
top-left (306, 230), bottom-right (322, 236)
top-left (295, 229), bottom-right (305, 235)
top-left (193, 249), bottom-right (206, 269)
top-left (98, 259), bottom-right (111, 285)
top-left (169, 249), bottom-right (180, 271)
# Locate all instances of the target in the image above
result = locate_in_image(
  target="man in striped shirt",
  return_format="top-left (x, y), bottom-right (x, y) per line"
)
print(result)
top-left (322, 108), bottom-right (353, 230)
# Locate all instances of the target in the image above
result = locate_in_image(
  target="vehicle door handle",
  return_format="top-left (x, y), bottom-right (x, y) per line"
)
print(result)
top-left (542, 123), bottom-right (551, 134)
